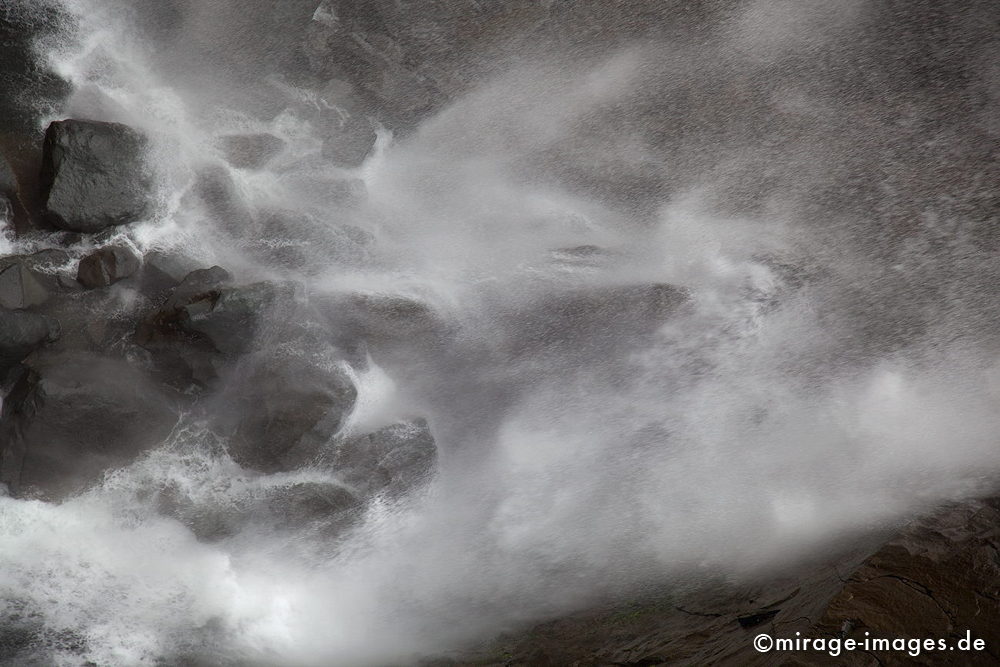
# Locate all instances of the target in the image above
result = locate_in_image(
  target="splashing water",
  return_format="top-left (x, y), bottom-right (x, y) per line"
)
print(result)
top-left (3, 0), bottom-right (1000, 664)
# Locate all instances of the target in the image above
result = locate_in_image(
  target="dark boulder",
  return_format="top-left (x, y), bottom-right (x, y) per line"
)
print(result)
top-left (165, 265), bottom-right (233, 309)
top-left (0, 262), bottom-right (48, 309)
top-left (217, 133), bottom-right (285, 170)
top-left (39, 119), bottom-right (153, 233)
top-left (178, 280), bottom-right (303, 355)
top-left (0, 309), bottom-right (59, 369)
top-left (76, 245), bottom-right (141, 288)
top-left (135, 266), bottom-right (233, 389)
top-left (136, 271), bottom-right (311, 390)
top-left (221, 351), bottom-right (357, 472)
top-left (330, 419), bottom-right (437, 495)
top-left (0, 351), bottom-right (177, 498)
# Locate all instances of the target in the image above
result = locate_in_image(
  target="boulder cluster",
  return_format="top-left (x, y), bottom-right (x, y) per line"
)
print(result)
top-left (0, 118), bottom-right (437, 522)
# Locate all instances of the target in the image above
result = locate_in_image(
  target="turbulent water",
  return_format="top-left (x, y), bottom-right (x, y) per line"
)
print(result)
top-left (3, 0), bottom-right (1000, 664)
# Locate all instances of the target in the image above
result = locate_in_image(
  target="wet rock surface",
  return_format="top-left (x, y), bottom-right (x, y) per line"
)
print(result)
top-left (0, 310), bottom-right (59, 370)
top-left (75, 245), bottom-right (141, 288)
top-left (0, 351), bottom-right (178, 498)
top-left (447, 498), bottom-right (1000, 666)
top-left (219, 351), bottom-right (358, 472)
top-left (328, 419), bottom-right (437, 496)
top-left (0, 261), bottom-right (48, 309)
top-left (39, 119), bottom-right (153, 233)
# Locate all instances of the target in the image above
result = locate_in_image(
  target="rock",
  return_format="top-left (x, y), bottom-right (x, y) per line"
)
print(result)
top-left (0, 351), bottom-right (177, 498)
top-left (178, 280), bottom-right (303, 355)
top-left (39, 119), bottom-right (153, 233)
top-left (263, 480), bottom-right (361, 527)
top-left (23, 248), bottom-right (71, 271)
top-left (0, 310), bottom-right (59, 370)
top-left (325, 292), bottom-right (447, 347)
top-left (330, 419), bottom-right (437, 495)
top-left (165, 265), bottom-right (232, 309)
top-left (222, 351), bottom-right (357, 472)
top-left (144, 250), bottom-right (202, 284)
top-left (130, 261), bottom-right (181, 303)
top-left (303, 0), bottom-right (450, 127)
top-left (0, 262), bottom-right (48, 309)
top-left (154, 479), bottom-right (361, 542)
top-left (76, 245), bottom-right (141, 288)
top-left (135, 266), bottom-right (233, 389)
top-left (810, 499), bottom-right (1000, 664)
top-left (217, 133), bottom-right (285, 170)
top-left (136, 271), bottom-right (311, 391)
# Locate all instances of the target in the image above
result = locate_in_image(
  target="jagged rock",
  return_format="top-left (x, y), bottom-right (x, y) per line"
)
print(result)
top-left (76, 245), bottom-right (141, 288)
top-left (217, 133), bottom-right (285, 170)
top-left (39, 119), bottom-right (153, 233)
top-left (0, 262), bottom-right (48, 309)
top-left (0, 309), bottom-right (59, 369)
top-left (0, 351), bottom-right (177, 498)
top-left (222, 351), bottom-right (357, 472)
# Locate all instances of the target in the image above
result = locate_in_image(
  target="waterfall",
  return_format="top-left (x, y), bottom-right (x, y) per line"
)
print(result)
top-left (2, 1), bottom-right (1000, 664)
